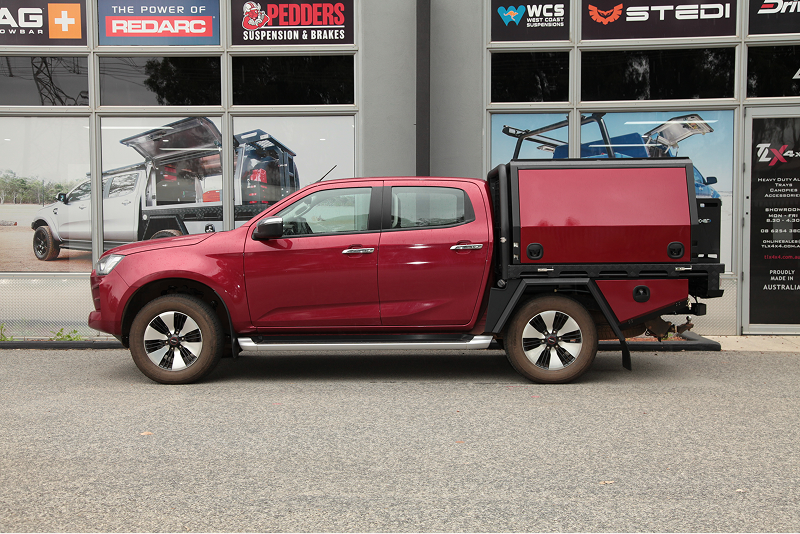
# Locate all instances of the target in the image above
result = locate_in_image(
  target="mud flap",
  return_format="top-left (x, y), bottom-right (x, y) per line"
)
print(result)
top-left (588, 282), bottom-right (632, 371)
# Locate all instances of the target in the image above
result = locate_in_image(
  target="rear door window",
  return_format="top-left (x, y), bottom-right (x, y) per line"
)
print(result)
top-left (385, 186), bottom-right (475, 229)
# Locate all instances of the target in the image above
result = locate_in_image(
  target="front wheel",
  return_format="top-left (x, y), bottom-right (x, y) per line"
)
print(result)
top-left (33, 226), bottom-right (60, 261)
top-left (129, 295), bottom-right (223, 384)
top-left (505, 295), bottom-right (598, 384)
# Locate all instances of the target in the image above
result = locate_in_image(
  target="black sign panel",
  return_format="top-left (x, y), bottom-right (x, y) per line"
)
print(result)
top-left (581, 0), bottom-right (736, 40)
top-left (0, 0), bottom-right (86, 45)
top-left (749, 0), bottom-right (800, 35)
top-left (231, 1), bottom-right (353, 45)
top-left (492, 1), bottom-right (570, 41)
top-left (749, 117), bottom-right (800, 325)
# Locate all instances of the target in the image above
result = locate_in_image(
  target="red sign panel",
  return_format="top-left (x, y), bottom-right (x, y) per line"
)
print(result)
top-left (231, 1), bottom-right (354, 45)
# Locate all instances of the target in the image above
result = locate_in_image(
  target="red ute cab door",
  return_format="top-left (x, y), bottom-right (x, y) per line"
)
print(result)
top-left (244, 184), bottom-right (383, 329)
top-left (378, 182), bottom-right (490, 326)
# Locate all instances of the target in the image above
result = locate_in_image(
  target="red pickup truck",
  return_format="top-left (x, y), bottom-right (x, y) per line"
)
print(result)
top-left (89, 158), bottom-right (724, 384)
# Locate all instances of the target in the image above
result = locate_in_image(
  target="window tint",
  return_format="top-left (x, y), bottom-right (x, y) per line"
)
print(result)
top-left (582, 48), bottom-right (735, 101)
top-left (232, 56), bottom-right (354, 105)
top-left (491, 52), bottom-right (570, 103)
top-left (99, 57), bottom-right (221, 106)
top-left (388, 187), bottom-right (474, 229)
top-left (0, 57), bottom-right (88, 106)
top-left (107, 173), bottom-right (138, 198)
top-left (277, 187), bottom-right (371, 236)
top-left (747, 46), bottom-right (800, 98)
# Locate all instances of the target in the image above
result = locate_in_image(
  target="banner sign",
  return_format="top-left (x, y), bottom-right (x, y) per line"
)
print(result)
top-left (749, 0), bottom-right (800, 35)
top-left (0, 0), bottom-right (86, 45)
top-left (230, 1), bottom-right (353, 45)
top-left (97, 0), bottom-right (219, 45)
top-left (749, 117), bottom-right (800, 325)
top-left (581, 0), bottom-right (736, 40)
top-left (492, 1), bottom-right (570, 41)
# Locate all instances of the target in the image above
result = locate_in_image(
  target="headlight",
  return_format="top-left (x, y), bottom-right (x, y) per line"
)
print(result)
top-left (96, 254), bottom-right (124, 276)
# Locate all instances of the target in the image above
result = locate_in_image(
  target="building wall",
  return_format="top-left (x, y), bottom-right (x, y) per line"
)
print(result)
top-left (360, 1), bottom-right (418, 177)
top-left (430, 0), bottom-right (484, 178)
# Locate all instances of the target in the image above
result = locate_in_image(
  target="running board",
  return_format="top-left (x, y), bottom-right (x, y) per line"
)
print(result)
top-left (237, 334), bottom-right (495, 352)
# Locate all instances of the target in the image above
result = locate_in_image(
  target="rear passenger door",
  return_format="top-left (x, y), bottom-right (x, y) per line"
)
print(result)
top-left (378, 182), bottom-right (490, 326)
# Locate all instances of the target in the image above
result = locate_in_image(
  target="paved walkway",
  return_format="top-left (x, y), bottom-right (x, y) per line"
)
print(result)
top-left (705, 335), bottom-right (800, 352)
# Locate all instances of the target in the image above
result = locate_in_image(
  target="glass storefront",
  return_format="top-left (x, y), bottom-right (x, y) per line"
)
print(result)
top-left (1, 0), bottom-right (799, 337)
top-left (0, 0), bottom-right (357, 338)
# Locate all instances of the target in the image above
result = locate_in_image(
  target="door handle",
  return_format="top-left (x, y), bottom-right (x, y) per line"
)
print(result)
top-left (79, 205), bottom-right (87, 210)
top-left (121, 200), bottom-right (131, 206)
top-left (342, 247), bottom-right (375, 254)
top-left (450, 243), bottom-right (483, 250)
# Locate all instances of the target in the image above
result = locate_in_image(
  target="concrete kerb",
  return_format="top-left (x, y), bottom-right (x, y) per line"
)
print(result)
top-left (1, 334), bottom-right (798, 352)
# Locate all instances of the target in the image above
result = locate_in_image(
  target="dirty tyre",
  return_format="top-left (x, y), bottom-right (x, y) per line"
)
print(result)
top-left (150, 229), bottom-right (183, 239)
top-left (505, 296), bottom-right (597, 384)
top-left (129, 295), bottom-right (223, 384)
top-left (33, 226), bottom-right (60, 261)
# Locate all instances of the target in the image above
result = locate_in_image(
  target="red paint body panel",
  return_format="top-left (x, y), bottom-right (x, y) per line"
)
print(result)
top-left (89, 227), bottom-right (253, 336)
top-left (595, 279), bottom-right (689, 322)
top-left (243, 180), bottom-right (383, 329)
top-left (377, 180), bottom-right (491, 326)
top-left (89, 176), bottom-right (495, 339)
top-left (517, 167), bottom-right (691, 263)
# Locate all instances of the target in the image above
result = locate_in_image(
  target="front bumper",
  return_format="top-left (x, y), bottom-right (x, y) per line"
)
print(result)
top-left (88, 269), bottom-right (131, 337)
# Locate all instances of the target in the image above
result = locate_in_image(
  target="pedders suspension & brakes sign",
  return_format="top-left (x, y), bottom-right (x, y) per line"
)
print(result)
top-left (231, 1), bottom-right (353, 45)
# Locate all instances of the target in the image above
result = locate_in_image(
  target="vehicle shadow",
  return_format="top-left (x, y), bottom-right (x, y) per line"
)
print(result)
top-left (210, 350), bottom-right (527, 383)
top-left (207, 350), bottom-right (662, 384)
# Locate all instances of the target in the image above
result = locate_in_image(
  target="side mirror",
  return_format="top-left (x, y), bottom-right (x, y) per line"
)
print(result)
top-left (705, 176), bottom-right (718, 185)
top-left (252, 216), bottom-right (283, 240)
top-left (56, 193), bottom-right (67, 204)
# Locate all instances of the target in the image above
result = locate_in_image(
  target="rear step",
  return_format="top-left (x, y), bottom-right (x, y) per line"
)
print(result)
top-left (237, 334), bottom-right (494, 352)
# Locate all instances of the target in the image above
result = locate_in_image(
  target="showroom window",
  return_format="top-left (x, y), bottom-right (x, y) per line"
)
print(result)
top-left (0, 57), bottom-right (89, 106)
top-left (490, 113), bottom-right (569, 165)
top-left (98, 57), bottom-right (222, 106)
top-left (0, 117), bottom-right (91, 272)
top-left (581, 48), bottom-right (736, 101)
top-left (747, 46), bottom-right (800, 98)
top-left (491, 52), bottom-right (570, 103)
top-left (231, 55), bottom-right (355, 106)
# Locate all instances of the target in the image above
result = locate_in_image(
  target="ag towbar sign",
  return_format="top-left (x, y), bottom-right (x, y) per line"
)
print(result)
top-left (98, 0), bottom-right (220, 45)
top-left (231, 1), bottom-right (354, 45)
top-left (0, 0), bottom-right (86, 45)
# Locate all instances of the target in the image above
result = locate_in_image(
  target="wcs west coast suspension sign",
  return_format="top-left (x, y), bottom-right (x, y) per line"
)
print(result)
top-left (0, 0), bottom-right (85, 45)
top-left (98, 0), bottom-right (219, 45)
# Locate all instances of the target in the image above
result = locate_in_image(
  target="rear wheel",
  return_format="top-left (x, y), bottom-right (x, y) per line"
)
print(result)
top-left (33, 226), bottom-right (60, 261)
top-left (129, 295), bottom-right (223, 384)
top-left (505, 295), bottom-right (597, 384)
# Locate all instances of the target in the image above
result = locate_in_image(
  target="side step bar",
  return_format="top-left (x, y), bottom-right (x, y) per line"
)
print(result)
top-left (237, 334), bottom-right (495, 352)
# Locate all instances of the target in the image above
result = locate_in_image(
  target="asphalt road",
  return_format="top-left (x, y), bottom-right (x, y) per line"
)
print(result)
top-left (1, 348), bottom-right (799, 532)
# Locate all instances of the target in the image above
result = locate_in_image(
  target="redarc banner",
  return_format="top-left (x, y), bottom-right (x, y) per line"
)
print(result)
top-left (231, 1), bottom-right (354, 45)
top-left (0, 0), bottom-right (86, 45)
top-left (97, 0), bottom-right (219, 45)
